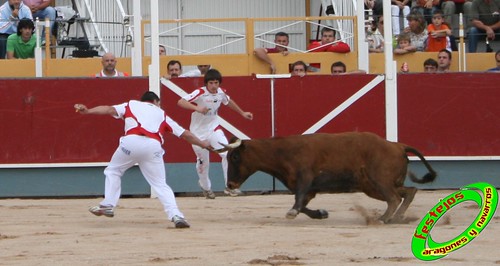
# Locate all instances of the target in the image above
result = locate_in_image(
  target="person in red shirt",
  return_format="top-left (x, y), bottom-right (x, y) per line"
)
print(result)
top-left (307, 27), bottom-right (350, 53)
top-left (254, 31), bottom-right (289, 74)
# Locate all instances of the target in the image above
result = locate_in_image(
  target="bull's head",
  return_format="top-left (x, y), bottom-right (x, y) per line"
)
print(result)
top-left (215, 138), bottom-right (255, 190)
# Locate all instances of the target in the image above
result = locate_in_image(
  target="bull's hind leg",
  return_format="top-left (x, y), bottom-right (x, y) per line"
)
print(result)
top-left (362, 168), bottom-right (403, 223)
top-left (378, 192), bottom-right (401, 224)
top-left (389, 187), bottom-right (417, 223)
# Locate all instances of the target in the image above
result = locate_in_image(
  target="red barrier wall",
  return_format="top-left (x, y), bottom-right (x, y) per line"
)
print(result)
top-left (398, 73), bottom-right (500, 156)
top-left (0, 73), bottom-right (498, 165)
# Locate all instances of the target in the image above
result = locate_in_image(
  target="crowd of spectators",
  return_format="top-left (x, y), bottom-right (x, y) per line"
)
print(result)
top-left (366, 0), bottom-right (498, 54)
top-left (0, 0), bottom-right (497, 76)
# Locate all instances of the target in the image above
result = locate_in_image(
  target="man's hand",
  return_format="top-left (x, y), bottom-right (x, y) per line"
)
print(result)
top-left (196, 106), bottom-right (210, 115)
top-left (485, 26), bottom-right (495, 40)
top-left (242, 112), bottom-right (253, 120)
top-left (12, 8), bottom-right (19, 18)
top-left (74, 104), bottom-right (88, 114)
top-left (270, 64), bottom-right (276, 74)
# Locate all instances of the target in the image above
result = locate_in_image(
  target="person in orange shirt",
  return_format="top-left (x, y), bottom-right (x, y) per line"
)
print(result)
top-left (307, 27), bottom-right (350, 53)
top-left (426, 10), bottom-right (452, 52)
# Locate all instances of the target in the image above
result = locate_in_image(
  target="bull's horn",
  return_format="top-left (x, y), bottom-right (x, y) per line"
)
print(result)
top-left (213, 139), bottom-right (242, 153)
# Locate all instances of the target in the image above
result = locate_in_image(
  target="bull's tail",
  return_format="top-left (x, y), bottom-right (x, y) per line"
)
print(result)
top-left (405, 146), bottom-right (437, 184)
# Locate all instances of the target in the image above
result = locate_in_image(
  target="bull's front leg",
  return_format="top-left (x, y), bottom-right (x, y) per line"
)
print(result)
top-left (286, 190), bottom-right (328, 219)
top-left (301, 207), bottom-right (329, 219)
top-left (286, 192), bottom-right (304, 219)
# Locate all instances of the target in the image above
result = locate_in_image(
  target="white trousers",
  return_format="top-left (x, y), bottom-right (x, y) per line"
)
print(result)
top-left (100, 135), bottom-right (183, 220)
top-left (391, 5), bottom-right (410, 35)
top-left (192, 129), bottom-right (228, 191)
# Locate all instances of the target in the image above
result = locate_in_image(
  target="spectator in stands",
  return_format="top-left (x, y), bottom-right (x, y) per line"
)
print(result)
top-left (467, 0), bottom-right (500, 53)
top-left (0, 0), bottom-right (33, 59)
top-left (367, 0), bottom-right (383, 17)
top-left (441, 0), bottom-right (473, 29)
top-left (254, 31), bottom-right (289, 74)
top-left (367, 15), bottom-right (385, 53)
top-left (291, 60), bottom-right (307, 77)
top-left (331, 61), bottom-right (367, 75)
top-left (181, 65), bottom-right (211, 77)
top-left (426, 10), bottom-right (452, 52)
top-left (404, 11), bottom-right (428, 51)
top-left (308, 27), bottom-right (350, 53)
top-left (164, 60), bottom-right (182, 79)
top-left (412, 0), bottom-right (440, 24)
top-left (23, 0), bottom-right (55, 42)
top-left (423, 58), bottom-right (438, 72)
top-left (6, 18), bottom-right (35, 59)
top-left (392, 0), bottom-right (411, 36)
top-left (95, 53), bottom-right (129, 77)
top-left (486, 50), bottom-right (500, 72)
top-left (159, 44), bottom-right (166, 56)
top-left (394, 33), bottom-right (415, 54)
top-left (437, 49), bottom-right (452, 72)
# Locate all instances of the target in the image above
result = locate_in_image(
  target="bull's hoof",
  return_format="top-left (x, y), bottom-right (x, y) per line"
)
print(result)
top-left (318, 209), bottom-right (329, 219)
top-left (379, 217), bottom-right (390, 224)
top-left (286, 209), bottom-right (299, 219)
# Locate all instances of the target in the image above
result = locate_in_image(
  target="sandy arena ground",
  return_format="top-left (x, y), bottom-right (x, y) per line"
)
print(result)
top-left (0, 190), bottom-right (499, 265)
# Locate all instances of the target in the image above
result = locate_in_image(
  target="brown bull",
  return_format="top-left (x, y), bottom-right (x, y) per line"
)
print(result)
top-left (219, 132), bottom-right (436, 224)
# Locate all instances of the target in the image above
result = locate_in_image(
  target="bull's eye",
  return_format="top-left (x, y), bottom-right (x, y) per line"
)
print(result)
top-left (230, 152), bottom-right (240, 163)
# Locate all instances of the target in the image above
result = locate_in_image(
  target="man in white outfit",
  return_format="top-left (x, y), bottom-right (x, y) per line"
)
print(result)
top-left (177, 69), bottom-right (253, 199)
top-left (74, 91), bottom-right (210, 228)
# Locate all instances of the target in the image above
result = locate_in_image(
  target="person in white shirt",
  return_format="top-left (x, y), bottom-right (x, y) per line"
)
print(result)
top-left (180, 64), bottom-right (211, 77)
top-left (177, 69), bottom-right (253, 198)
top-left (74, 91), bottom-right (210, 229)
top-left (95, 53), bottom-right (129, 77)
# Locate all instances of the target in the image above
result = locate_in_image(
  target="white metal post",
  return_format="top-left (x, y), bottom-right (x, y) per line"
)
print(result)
top-left (356, 0), bottom-right (369, 72)
top-left (149, 0), bottom-right (160, 95)
top-left (131, 0), bottom-right (142, 76)
top-left (35, 18), bottom-right (42, 77)
top-left (150, 0), bottom-right (160, 198)
top-left (383, 0), bottom-right (398, 142)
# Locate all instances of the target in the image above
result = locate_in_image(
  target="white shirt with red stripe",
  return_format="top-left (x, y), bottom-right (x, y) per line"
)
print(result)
top-left (181, 86), bottom-right (230, 140)
top-left (112, 100), bottom-right (185, 143)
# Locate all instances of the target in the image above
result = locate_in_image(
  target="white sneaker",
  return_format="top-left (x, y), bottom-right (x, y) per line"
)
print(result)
top-left (171, 215), bottom-right (190, 228)
top-left (202, 189), bottom-right (216, 199)
top-left (89, 205), bottom-right (114, 217)
top-left (224, 188), bottom-right (243, 197)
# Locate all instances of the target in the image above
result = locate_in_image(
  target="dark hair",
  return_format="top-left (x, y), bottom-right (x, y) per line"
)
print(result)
top-left (17, 18), bottom-right (34, 36)
top-left (320, 27), bottom-right (336, 37)
top-left (167, 60), bottom-right (182, 70)
top-left (423, 58), bottom-right (438, 67)
top-left (330, 61), bottom-right (346, 73)
top-left (438, 49), bottom-right (452, 60)
top-left (495, 50), bottom-right (500, 57)
top-left (275, 31), bottom-right (289, 39)
top-left (291, 60), bottom-right (307, 71)
top-left (141, 91), bottom-right (160, 102)
top-left (204, 69), bottom-right (222, 84)
top-left (432, 9), bottom-right (444, 17)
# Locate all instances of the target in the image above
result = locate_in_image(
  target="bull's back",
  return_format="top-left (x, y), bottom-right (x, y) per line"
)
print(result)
top-left (278, 133), bottom-right (406, 193)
